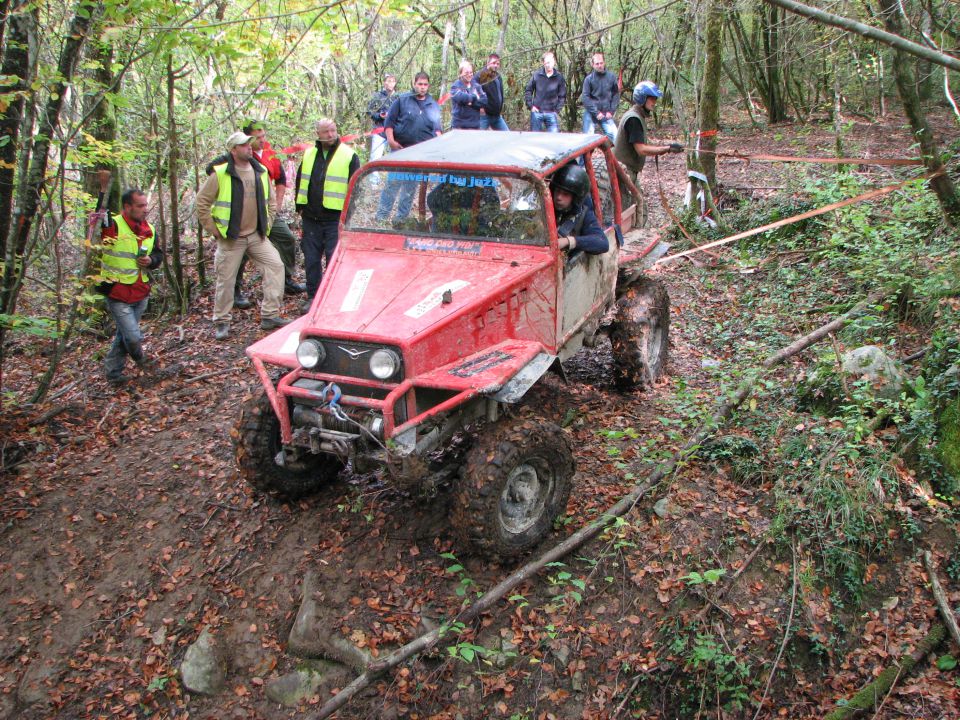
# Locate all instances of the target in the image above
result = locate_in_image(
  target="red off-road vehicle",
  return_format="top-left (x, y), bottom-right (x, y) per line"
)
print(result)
top-left (235, 130), bottom-right (669, 558)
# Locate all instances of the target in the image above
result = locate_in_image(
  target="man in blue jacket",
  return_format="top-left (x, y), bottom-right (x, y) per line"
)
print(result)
top-left (376, 72), bottom-right (442, 223)
top-left (580, 52), bottom-right (620, 143)
top-left (478, 53), bottom-right (508, 131)
top-left (524, 52), bottom-right (566, 132)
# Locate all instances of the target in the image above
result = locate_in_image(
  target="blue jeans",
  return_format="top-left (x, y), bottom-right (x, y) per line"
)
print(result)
top-left (301, 217), bottom-right (340, 298)
top-left (376, 174), bottom-right (416, 223)
top-left (479, 114), bottom-right (510, 131)
top-left (582, 114), bottom-right (617, 143)
top-left (530, 111), bottom-right (559, 132)
top-left (104, 296), bottom-right (148, 380)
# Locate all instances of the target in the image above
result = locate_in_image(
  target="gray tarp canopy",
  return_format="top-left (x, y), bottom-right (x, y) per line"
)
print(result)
top-left (372, 130), bottom-right (607, 176)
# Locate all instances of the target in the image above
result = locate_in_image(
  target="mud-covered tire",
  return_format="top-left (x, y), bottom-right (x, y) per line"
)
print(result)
top-left (610, 278), bottom-right (670, 390)
top-left (592, 154), bottom-right (616, 227)
top-left (235, 392), bottom-right (341, 498)
top-left (452, 417), bottom-right (575, 560)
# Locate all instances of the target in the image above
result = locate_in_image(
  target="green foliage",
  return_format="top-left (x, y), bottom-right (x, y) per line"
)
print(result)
top-left (660, 626), bottom-right (755, 715)
top-left (681, 568), bottom-right (726, 585)
top-left (0, 313), bottom-right (60, 338)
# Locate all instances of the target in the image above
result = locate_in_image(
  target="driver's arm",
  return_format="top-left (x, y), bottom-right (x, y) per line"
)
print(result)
top-left (564, 203), bottom-right (608, 254)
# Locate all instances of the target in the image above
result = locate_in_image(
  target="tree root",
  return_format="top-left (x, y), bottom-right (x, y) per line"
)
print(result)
top-left (822, 623), bottom-right (945, 720)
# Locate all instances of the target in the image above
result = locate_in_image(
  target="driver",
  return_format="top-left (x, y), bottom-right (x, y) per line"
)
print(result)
top-left (550, 164), bottom-right (608, 254)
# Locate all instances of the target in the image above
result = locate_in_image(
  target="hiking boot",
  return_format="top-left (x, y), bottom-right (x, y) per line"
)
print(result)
top-left (284, 280), bottom-right (307, 295)
top-left (260, 316), bottom-right (292, 330)
top-left (234, 292), bottom-right (252, 310)
top-left (214, 322), bottom-right (230, 340)
top-left (107, 374), bottom-right (133, 386)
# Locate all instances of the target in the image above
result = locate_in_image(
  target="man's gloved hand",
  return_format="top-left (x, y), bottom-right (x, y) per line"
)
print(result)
top-left (668, 142), bottom-right (684, 154)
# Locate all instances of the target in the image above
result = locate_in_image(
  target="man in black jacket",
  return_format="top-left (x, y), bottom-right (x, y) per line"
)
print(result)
top-left (524, 52), bottom-right (566, 132)
top-left (478, 53), bottom-right (508, 131)
top-left (580, 52), bottom-right (620, 142)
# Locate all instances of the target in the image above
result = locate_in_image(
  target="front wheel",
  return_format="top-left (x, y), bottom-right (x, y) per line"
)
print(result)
top-left (610, 278), bottom-right (670, 390)
top-left (452, 416), bottom-right (575, 560)
top-left (234, 392), bottom-right (342, 498)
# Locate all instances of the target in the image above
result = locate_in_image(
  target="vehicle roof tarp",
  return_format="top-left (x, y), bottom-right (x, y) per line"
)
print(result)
top-left (378, 130), bottom-right (605, 175)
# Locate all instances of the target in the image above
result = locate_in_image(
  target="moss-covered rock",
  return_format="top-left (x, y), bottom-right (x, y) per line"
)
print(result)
top-left (937, 396), bottom-right (960, 486)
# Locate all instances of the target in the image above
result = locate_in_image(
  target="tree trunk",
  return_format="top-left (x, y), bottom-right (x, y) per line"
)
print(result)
top-left (166, 55), bottom-right (187, 315)
top-left (760, 1), bottom-right (788, 123)
top-left (877, 0), bottom-right (960, 222)
top-left (496, 0), bottom-right (509, 55)
top-left (699, 0), bottom-right (723, 193)
top-left (0, 1), bottom-right (35, 273)
top-left (3, 0), bottom-right (99, 317)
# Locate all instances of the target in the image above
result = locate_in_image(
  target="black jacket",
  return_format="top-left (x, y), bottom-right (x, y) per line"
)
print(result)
top-left (581, 70), bottom-right (620, 117)
top-left (556, 200), bottom-right (607, 254)
top-left (524, 69), bottom-right (567, 112)
top-left (366, 88), bottom-right (395, 127)
top-left (481, 74), bottom-right (505, 116)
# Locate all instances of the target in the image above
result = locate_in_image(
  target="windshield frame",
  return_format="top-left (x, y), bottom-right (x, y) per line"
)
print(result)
top-left (343, 165), bottom-right (550, 247)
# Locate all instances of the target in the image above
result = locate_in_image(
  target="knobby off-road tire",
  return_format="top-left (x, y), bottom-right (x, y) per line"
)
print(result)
top-left (610, 277), bottom-right (670, 390)
top-left (235, 392), bottom-right (341, 498)
top-left (452, 416), bottom-right (575, 560)
top-left (592, 154), bottom-right (616, 227)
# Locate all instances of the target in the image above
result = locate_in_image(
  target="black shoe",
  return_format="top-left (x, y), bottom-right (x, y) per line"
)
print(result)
top-left (107, 374), bottom-right (133, 386)
top-left (234, 293), bottom-right (252, 310)
top-left (284, 280), bottom-right (307, 295)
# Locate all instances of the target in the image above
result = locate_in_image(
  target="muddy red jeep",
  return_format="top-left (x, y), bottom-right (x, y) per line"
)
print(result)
top-left (235, 130), bottom-right (669, 558)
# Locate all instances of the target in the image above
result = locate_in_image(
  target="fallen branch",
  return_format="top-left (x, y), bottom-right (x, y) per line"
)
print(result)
top-left (28, 403), bottom-right (81, 427)
top-left (924, 550), bottom-right (960, 649)
top-left (307, 290), bottom-right (888, 720)
top-left (823, 623), bottom-right (946, 720)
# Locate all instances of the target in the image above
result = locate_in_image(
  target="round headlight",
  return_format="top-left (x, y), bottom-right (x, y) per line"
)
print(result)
top-left (296, 339), bottom-right (326, 370)
top-left (369, 349), bottom-right (400, 380)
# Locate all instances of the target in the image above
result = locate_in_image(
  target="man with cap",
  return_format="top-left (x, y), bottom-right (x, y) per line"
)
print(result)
top-left (197, 130), bottom-right (290, 340)
top-left (294, 118), bottom-right (360, 308)
top-left (224, 119), bottom-right (306, 310)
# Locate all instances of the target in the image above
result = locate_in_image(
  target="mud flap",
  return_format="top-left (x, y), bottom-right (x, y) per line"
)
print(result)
top-left (489, 352), bottom-right (556, 403)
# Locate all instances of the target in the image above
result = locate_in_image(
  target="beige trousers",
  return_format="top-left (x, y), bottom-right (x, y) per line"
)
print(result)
top-left (212, 232), bottom-right (284, 322)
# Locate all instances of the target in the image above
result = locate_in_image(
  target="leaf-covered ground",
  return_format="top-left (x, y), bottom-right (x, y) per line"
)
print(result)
top-left (1, 110), bottom-right (958, 719)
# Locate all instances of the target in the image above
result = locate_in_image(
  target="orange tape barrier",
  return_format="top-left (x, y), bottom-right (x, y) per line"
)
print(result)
top-left (656, 170), bottom-right (943, 265)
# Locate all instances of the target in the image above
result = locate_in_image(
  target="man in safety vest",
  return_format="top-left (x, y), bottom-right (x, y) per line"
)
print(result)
top-left (197, 131), bottom-right (289, 341)
top-left (229, 120), bottom-right (306, 308)
top-left (95, 186), bottom-right (164, 385)
top-left (294, 118), bottom-right (360, 308)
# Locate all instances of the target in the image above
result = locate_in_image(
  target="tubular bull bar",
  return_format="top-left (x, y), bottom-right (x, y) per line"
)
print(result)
top-left (251, 357), bottom-right (485, 451)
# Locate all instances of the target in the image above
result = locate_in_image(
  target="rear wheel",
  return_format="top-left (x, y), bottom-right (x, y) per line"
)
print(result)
top-left (610, 278), bottom-right (670, 390)
top-left (452, 416), bottom-right (575, 560)
top-left (235, 392), bottom-right (342, 498)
